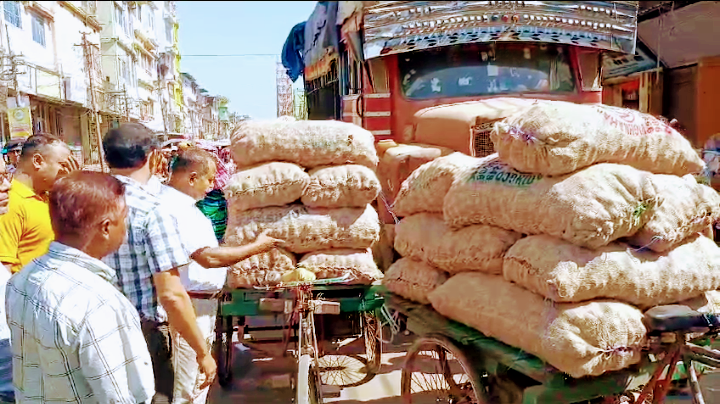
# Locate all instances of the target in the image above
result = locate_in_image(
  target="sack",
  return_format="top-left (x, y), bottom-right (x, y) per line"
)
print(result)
top-left (383, 257), bottom-right (448, 304)
top-left (395, 213), bottom-right (521, 274)
top-left (224, 162), bottom-right (309, 211)
top-left (298, 249), bottom-right (383, 284)
top-left (503, 234), bottom-right (720, 308)
top-left (225, 247), bottom-right (297, 289)
top-left (628, 175), bottom-right (720, 252)
top-left (428, 272), bottom-right (647, 378)
top-left (392, 153), bottom-right (480, 217)
top-left (226, 204), bottom-right (380, 254)
top-left (491, 101), bottom-right (704, 176)
top-left (302, 165), bottom-right (380, 208)
top-left (231, 119), bottom-right (378, 169)
top-left (443, 157), bottom-right (658, 249)
top-left (377, 143), bottom-right (454, 200)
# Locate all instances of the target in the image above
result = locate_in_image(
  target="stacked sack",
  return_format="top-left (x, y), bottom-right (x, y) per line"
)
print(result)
top-left (387, 100), bottom-right (720, 379)
top-left (224, 117), bottom-right (384, 287)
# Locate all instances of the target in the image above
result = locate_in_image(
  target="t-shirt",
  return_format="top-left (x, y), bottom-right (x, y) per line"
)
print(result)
top-left (0, 179), bottom-right (53, 273)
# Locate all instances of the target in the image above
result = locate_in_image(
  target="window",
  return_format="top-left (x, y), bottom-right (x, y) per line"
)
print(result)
top-left (137, 5), bottom-right (142, 22)
top-left (119, 59), bottom-right (127, 83)
top-left (31, 14), bottom-right (45, 46)
top-left (148, 13), bottom-right (153, 30)
top-left (115, 5), bottom-right (125, 33)
top-left (3, 1), bottom-right (20, 28)
top-left (165, 21), bottom-right (172, 42)
top-left (398, 43), bottom-right (575, 100)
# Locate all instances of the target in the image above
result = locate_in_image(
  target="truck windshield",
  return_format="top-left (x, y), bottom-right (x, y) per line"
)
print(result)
top-left (399, 43), bottom-right (575, 100)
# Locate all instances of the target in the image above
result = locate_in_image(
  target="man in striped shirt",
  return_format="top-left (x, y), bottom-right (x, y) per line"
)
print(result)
top-left (6, 171), bottom-right (154, 403)
top-left (102, 124), bottom-right (216, 403)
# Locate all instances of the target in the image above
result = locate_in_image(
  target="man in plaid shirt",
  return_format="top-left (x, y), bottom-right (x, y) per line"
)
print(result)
top-left (102, 124), bottom-right (216, 403)
top-left (6, 171), bottom-right (154, 403)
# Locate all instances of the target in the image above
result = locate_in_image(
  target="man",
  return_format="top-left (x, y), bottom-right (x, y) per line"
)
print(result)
top-left (0, 134), bottom-right (78, 273)
top-left (160, 147), bottom-right (282, 403)
top-left (5, 171), bottom-right (155, 403)
top-left (195, 146), bottom-right (232, 242)
top-left (0, 157), bottom-right (12, 404)
top-left (101, 123), bottom-right (216, 403)
top-left (2, 139), bottom-right (22, 174)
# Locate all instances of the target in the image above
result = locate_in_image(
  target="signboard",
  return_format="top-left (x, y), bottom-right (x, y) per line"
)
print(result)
top-left (219, 106), bottom-right (229, 122)
top-left (603, 40), bottom-right (659, 79)
top-left (8, 107), bottom-right (32, 138)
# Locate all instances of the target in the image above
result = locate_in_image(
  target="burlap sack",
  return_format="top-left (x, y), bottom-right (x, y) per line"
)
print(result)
top-left (627, 174), bottom-right (720, 252)
top-left (297, 249), bottom-right (383, 284)
top-left (230, 119), bottom-right (378, 169)
top-left (443, 157), bottom-right (658, 249)
top-left (392, 153), bottom-right (480, 217)
top-left (491, 101), bottom-right (705, 176)
top-left (224, 162), bottom-right (309, 211)
top-left (395, 213), bottom-right (521, 274)
top-left (428, 272), bottom-right (647, 378)
top-left (223, 243), bottom-right (297, 289)
top-left (383, 257), bottom-right (448, 304)
top-left (302, 165), bottom-right (380, 208)
top-left (503, 234), bottom-right (720, 308)
top-left (226, 204), bottom-right (380, 254)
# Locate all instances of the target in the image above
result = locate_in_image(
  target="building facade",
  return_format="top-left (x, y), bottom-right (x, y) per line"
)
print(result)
top-left (0, 0), bottom-right (231, 165)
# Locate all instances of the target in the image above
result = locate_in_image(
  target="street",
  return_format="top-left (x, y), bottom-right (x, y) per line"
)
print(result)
top-left (209, 331), bottom-right (720, 404)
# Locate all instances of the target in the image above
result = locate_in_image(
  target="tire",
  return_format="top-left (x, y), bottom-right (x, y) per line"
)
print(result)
top-left (215, 314), bottom-right (234, 388)
top-left (296, 354), bottom-right (323, 404)
top-left (363, 311), bottom-right (382, 375)
top-left (401, 334), bottom-right (489, 404)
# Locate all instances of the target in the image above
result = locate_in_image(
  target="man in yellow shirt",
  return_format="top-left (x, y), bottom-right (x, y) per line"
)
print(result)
top-left (0, 134), bottom-right (77, 273)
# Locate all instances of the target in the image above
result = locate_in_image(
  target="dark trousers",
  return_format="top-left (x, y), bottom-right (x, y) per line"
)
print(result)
top-left (141, 320), bottom-right (174, 404)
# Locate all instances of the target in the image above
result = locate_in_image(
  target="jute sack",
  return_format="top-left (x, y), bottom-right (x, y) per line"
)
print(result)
top-left (503, 234), bottom-right (720, 308)
top-left (224, 162), bottom-right (309, 211)
top-left (627, 174), bottom-right (720, 252)
top-left (443, 157), bottom-right (658, 249)
top-left (226, 204), bottom-right (380, 254)
top-left (298, 249), bottom-right (383, 284)
top-left (383, 257), bottom-right (448, 304)
top-left (491, 101), bottom-right (705, 176)
top-left (392, 153), bottom-right (480, 217)
top-left (395, 213), bottom-right (521, 274)
top-left (428, 272), bottom-right (647, 378)
top-left (302, 165), bottom-right (380, 208)
top-left (225, 247), bottom-right (297, 288)
top-left (231, 119), bottom-right (378, 169)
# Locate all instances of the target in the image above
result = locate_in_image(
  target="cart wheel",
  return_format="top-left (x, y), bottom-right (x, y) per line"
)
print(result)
top-left (296, 354), bottom-right (323, 404)
top-left (215, 314), bottom-right (234, 388)
top-left (401, 334), bottom-right (489, 404)
top-left (363, 310), bottom-right (382, 374)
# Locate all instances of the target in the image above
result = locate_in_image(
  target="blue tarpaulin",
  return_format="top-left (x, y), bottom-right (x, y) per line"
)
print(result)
top-left (281, 21), bottom-right (306, 82)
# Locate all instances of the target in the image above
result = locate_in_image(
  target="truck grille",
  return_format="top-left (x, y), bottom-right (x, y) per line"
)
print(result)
top-left (472, 121), bottom-right (498, 158)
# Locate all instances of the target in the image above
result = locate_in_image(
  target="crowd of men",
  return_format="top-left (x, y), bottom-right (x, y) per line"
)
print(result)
top-left (0, 124), bottom-right (282, 404)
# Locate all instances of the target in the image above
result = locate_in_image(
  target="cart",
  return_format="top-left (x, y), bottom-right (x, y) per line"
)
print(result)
top-left (385, 291), bottom-right (720, 404)
top-left (214, 280), bottom-right (385, 402)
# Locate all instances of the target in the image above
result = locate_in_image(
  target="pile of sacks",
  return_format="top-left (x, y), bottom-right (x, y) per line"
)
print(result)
top-left (224, 117), bottom-right (384, 287)
top-left (384, 100), bottom-right (720, 378)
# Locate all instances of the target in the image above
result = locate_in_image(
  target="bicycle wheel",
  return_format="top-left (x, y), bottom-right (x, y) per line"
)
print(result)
top-left (214, 314), bottom-right (234, 388)
top-left (401, 334), bottom-right (489, 404)
top-left (297, 354), bottom-right (323, 404)
top-left (363, 311), bottom-right (383, 375)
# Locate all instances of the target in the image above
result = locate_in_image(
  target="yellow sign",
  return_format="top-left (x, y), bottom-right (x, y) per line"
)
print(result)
top-left (8, 107), bottom-right (32, 138)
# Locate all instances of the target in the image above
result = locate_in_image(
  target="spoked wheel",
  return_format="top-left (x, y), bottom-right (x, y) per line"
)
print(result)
top-left (401, 334), bottom-right (489, 404)
top-left (214, 313), bottom-right (234, 389)
top-left (296, 354), bottom-right (323, 404)
top-left (363, 310), bottom-right (383, 375)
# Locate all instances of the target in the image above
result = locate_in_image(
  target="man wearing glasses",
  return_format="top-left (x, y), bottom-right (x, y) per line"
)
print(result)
top-left (0, 134), bottom-right (79, 274)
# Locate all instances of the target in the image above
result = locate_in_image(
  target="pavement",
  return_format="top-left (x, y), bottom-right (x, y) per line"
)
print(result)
top-left (209, 331), bottom-right (720, 404)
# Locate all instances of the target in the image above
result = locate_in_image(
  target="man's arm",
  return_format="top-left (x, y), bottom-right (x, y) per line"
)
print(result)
top-left (191, 233), bottom-right (281, 269)
top-left (146, 209), bottom-right (216, 385)
top-left (0, 201), bottom-right (23, 273)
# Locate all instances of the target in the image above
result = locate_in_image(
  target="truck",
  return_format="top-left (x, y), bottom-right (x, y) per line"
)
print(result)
top-left (282, 0), bottom-right (639, 225)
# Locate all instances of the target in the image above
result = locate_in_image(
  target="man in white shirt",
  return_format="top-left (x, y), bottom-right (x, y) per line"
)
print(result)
top-left (159, 147), bottom-right (283, 404)
top-left (6, 171), bottom-right (155, 403)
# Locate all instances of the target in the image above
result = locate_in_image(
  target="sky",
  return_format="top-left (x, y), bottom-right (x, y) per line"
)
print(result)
top-left (177, 1), bottom-right (317, 120)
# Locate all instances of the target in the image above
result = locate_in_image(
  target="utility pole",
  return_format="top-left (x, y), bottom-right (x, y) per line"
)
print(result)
top-left (78, 32), bottom-right (105, 172)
